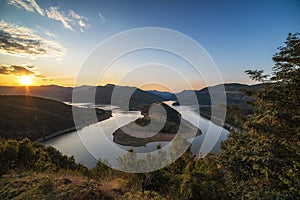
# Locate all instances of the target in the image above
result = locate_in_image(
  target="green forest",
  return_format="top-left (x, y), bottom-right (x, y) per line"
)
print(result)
top-left (0, 33), bottom-right (299, 199)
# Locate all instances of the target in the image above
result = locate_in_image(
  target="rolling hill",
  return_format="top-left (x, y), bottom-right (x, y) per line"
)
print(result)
top-left (0, 95), bottom-right (111, 141)
top-left (174, 83), bottom-right (262, 107)
top-left (73, 84), bottom-right (167, 109)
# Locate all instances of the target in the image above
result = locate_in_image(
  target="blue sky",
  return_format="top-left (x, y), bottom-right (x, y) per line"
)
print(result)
top-left (0, 0), bottom-right (299, 91)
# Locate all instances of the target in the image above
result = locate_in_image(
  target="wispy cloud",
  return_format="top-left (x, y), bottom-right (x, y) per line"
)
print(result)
top-left (0, 64), bottom-right (45, 78)
top-left (46, 7), bottom-right (74, 31)
top-left (98, 12), bottom-right (106, 22)
top-left (28, 0), bottom-right (44, 16)
top-left (45, 7), bottom-right (90, 32)
top-left (7, 1), bottom-right (90, 32)
top-left (0, 20), bottom-right (66, 57)
top-left (68, 9), bottom-right (91, 32)
top-left (69, 10), bottom-right (85, 20)
top-left (68, 10), bottom-right (90, 30)
top-left (7, 0), bottom-right (44, 15)
top-left (35, 25), bottom-right (57, 38)
top-left (44, 30), bottom-right (57, 38)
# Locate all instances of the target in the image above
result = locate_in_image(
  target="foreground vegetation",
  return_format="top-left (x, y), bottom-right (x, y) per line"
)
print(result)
top-left (0, 137), bottom-right (224, 199)
top-left (0, 33), bottom-right (299, 199)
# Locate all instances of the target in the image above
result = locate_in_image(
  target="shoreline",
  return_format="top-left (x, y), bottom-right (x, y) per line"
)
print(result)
top-left (35, 111), bottom-right (111, 142)
top-left (199, 110), bottom-right (245, 133)
top-left (112, 120), bottom-right (202, 147)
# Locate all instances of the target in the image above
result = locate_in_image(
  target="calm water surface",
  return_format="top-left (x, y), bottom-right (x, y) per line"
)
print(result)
top-left (43, 102), bottom-right (228, 168)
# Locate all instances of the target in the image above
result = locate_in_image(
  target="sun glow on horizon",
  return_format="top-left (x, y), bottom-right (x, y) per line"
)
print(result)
top-left (19, 76), bottom-right (33, 86)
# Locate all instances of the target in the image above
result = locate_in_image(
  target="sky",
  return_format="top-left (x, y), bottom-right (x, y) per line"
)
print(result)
top-left (0, 0), bottom-right (299, 92)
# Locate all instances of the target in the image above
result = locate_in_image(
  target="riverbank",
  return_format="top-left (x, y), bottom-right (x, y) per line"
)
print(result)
top-left (112, 102), bottom-right (201, 146)
top-left (199, 106), bottom-right (246, 133)
top-left (113, 118), bottom-right (201, 147)
top-left (113, 129), bottom-right (201, 147)
top-left (35, 110), bottom-right (111, 142)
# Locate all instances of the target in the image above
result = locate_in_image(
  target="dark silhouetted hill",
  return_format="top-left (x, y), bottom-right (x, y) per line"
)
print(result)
top-left (0, 95), bottom-right (111, 141)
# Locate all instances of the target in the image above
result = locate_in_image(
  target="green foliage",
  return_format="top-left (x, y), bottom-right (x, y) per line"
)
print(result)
top-left (91, 158), bottom-right (115, 180)
top-left (136, 102), bottom-right (181, 134)
top-left (115, 139), bottom-right (226, 200)
top-left (220, 32), bottom-right (300, 199)
top-left (1, 34), bottom-right (299, 199)
top-left (122, 190), bottom-right (166, 200)
top-left (200, 104), bottom-right (253, 129)
top-left (0, 172), bottom-right (115, 200)
top-left (113, 103), bottom-right (201, 146)
top-left (0, 138), bottom-right (89, 176)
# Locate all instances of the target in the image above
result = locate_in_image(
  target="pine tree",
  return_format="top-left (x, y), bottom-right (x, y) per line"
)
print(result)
top-left (220, 33), bottom-right (300, 199)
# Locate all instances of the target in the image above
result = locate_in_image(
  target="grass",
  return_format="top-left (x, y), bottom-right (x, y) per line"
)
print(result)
top-left (0, 170), bottom-right (164, 200)
top-left (0, 171), bottom-right (118, 200)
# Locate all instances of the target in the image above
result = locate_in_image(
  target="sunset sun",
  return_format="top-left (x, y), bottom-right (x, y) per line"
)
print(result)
top-left (19, 76), bottom-right (33, 86)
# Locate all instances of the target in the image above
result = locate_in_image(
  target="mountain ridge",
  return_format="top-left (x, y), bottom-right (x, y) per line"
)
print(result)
top-left (0, 83), bottom-right (262, 108)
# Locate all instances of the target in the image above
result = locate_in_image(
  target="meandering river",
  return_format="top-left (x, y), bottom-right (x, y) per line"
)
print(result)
top-left (43, 102), bottom-right (228, 168)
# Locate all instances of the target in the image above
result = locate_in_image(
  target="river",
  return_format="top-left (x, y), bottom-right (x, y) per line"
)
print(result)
top-left (43, 102), bottom-right (228, 168)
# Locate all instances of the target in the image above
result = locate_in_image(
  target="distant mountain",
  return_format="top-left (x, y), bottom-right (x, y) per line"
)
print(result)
top-left (147, 90), bottom-right (175, 100)
top-left (0, 83), bottom-right (262, 109)
top-left (73, 84), bottom-right (167, 109)
top-left (0, 85), bottom-right (73, 102)
top-left (174, 83), bottom-right (261, 108)
top-left (0, 84), bottom-right (167, 109)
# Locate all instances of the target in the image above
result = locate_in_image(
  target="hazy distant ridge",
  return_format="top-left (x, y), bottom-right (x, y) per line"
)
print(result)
top-left (0, 83), bottom-right (261, 108)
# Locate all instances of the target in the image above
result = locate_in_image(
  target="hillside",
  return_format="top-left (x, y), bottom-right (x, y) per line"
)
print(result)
top-left (0, 85), bottom-right (73, 102)
top-left (0, 138), bottom-right (147, 200)
top-left (175, 83), bottom-right (261, 107)
top-left (113, 102), bottom-right (201, 146)
top-left (0, 95), bottom-right (111, 141)
top-left (0, 172), bottom-right (117, 200)
top-left (147, 90), bottom-right (175, 100)
top-left (169, 83), bottom-right (262, 130)
top-left (0, 137), bottom-right (214, 200)
top-left (73, 84), bottom-right (167, 109)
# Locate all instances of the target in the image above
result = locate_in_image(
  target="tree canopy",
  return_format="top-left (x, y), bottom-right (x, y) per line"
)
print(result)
top-left (220, 32), bottom-right (300, 199)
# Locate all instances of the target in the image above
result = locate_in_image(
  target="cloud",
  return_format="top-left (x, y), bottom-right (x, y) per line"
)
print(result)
top-left (35, 74), bottom-right (46, 78)
top-left (46, 7), bottom-right (74, 31)
top-left (98, 12), bottom-right (106, 22)
top-left (44, 30), bottom-right (57, 38)
top-left (0, 64), bottom-right (49, 81)
top-left (68, 10), bottom-right (83, 20)
top-left (68, 10), bottom-right (90, 32)
top-left (28, 0), bottom-right (44, 16)
top-left (7, 0), bottom-right (44, 16)
top-left (0, 20), bottom-right (66, 57)
top-left (7, 0), bottom-right (34, 12)
top-left (7, 1), bottom-right (90, 32)
top-left (0, 64), bottom-right (44, 78)
top-left (35, 26), bottom-right (57, 38)
top-left (45, 7), bottom-right (90, 32)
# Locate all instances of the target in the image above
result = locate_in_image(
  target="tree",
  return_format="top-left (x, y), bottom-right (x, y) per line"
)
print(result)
top-left (220, 33), bottom-right (300, 199)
